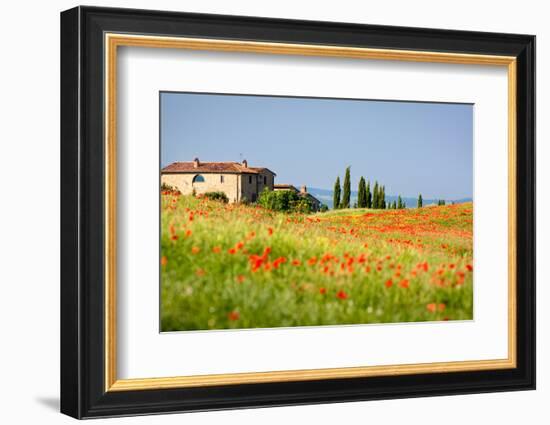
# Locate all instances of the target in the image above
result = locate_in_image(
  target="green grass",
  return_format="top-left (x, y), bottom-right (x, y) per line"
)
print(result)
top-left (160, 194), bottom-right (473, 331)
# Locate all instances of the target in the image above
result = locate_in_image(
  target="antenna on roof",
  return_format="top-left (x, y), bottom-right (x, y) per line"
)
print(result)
top-left (239, 153), bottom-right (243, 162)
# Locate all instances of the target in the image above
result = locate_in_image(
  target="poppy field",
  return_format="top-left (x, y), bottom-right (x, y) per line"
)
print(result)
top-left (160, 193), bottom-right (473, 331)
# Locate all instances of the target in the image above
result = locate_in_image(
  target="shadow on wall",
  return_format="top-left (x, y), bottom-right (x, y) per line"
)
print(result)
top-left (35, 396), bottom-right (59, 412)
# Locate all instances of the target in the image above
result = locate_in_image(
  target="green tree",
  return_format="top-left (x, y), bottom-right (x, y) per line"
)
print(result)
top-left (333, 176), bottom-right (341, 209)
top-left (437, 199), bottom-right (446, 206)
top-left (373, 181), bottom-right (379, 209)
top-left (258, 188), bottom-right (312, 213)
top-left (381, 185), bottom-right (386, 209)
top-left (342, 166), bottom-right (351, 209)
top-left (392, 200), bottom-right (397, 209)
top-left (397, 195), bottom-right (403, 209)
top-left (357, 177), bottom-right (367, 208)
top-left (366, 181), bottom-right (372, 208)
top-left (417, 194), bottom-right (423, 208)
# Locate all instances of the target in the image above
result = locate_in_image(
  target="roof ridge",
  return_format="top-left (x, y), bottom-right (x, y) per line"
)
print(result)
top-left (174, 160), bottom-right (241, 164)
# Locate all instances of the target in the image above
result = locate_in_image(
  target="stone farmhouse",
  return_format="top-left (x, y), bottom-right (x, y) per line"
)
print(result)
top-left (161, 158), bottom-right (321, 210)
top-left (161, 158), bottom-right (275, 203)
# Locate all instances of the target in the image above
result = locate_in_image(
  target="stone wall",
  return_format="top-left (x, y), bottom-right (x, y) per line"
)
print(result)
top-left (161, 173), bottom-right (240, 202)
top-left (240, 171), bottom-right (275, 202)
top-left (162, 170), bottom-right (275, 203)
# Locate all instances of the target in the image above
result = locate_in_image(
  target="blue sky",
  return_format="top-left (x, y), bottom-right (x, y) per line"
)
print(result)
top-left (161, 92), bottom-right (473, 199)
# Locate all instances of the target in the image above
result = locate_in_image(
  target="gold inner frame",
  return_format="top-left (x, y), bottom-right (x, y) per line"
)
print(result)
top-left (104, 33), bottom-right (517, 392)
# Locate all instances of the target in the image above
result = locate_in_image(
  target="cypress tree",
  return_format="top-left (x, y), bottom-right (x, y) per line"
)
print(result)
top-left (381, 186), bottom-right (386, 209)
top-left (397, 195), bottom-right (403, 209)
top-left (373, 181), bottom-right (379, 209)
top-left (417, 194), bottom-right (423, 208)
top-left (342, 166), bottom-right (351, 209)
top-left (333, 177), bottom-right (341, 209)
top-left (366, 181), bottom-right (372, 208)
top-left (392, 200), bottom-right (397, 209)
top-left (357, 177), bottom-right (367, 208)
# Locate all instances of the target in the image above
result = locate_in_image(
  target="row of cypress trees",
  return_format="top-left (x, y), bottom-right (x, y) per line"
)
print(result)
top-left (333, 167), bottom-right (354, 209)
top-left (332, 167), bottom-right (427, 210)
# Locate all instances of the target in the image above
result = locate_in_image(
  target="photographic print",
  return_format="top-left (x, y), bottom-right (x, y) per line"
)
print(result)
top-left (160, 92), bottom-right (473, 332)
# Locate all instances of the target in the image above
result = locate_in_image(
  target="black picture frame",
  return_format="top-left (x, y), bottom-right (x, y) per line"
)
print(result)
top-left (61, 5), bottom-right (535, 419)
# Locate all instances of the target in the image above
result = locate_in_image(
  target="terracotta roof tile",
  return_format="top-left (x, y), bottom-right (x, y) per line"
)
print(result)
top-left (162, 161), bottom-right (275, 175)
top-left (274, 184), bottom-right (298, 192)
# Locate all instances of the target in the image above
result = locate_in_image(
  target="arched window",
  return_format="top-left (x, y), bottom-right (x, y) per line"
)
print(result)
top-left (193, 174), bottom-right (205, 183)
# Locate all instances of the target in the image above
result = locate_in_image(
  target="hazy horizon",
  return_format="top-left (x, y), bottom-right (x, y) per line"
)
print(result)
top-left (161, 92), bottom-right (473, 199)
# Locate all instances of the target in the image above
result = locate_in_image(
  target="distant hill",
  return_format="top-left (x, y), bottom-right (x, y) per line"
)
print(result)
top-left (304, 187), bottom-right (472, 209)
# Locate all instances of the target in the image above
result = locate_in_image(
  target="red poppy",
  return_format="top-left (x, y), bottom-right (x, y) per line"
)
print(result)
top-left (272, 257), bottom-right (287, 269)
top-left (466, 264), bottom-right (473, 272)
top-left (292, 259), bottom-right (301, 266)
top-left (160, 256), bottom-right (167, 266)
top-left (426, 303), bottom-right (446, 313)
top-left (319, 287), bottom-right (327, 295)
top-left (249, 255), bottom-right (264, 272)
top-left (336, 290), bottom-right (348, 300)
top-left (228, 248), bottom-right (237, 255)
top-left (267, 227), bottom-right (274, 236)
top-left (236, 275), bottom-right (246, 284)
top-left (227, 310), bottom-right (240, 321)
top-left (399, 279), bottom-right (410, 289)
top-left (191, 246), bottom-right (200, 254)
top-left (212, 246), bottom-right (221, 253)
top-left (385, 279), bottom-right (393, 288)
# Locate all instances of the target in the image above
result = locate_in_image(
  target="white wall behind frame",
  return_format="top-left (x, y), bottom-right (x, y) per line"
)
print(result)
top-left (1, 1), bottom-right (545, 425)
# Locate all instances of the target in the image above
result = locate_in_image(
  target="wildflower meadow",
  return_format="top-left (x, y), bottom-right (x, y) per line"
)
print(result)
top-left (161, 193), bottom-right (473, 331)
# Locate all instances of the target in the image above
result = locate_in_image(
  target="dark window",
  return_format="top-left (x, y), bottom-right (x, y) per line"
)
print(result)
top-left (249, 175), bottom-right (252, 184)
top-left (263, 176), bottom-right (267, 184)
top-left (192, 174), bottom-right (205, 183)
top-left (220, 175), bottom-right (224, 183)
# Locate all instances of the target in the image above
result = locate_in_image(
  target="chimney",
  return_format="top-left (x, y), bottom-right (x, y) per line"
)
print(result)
top-left (193, 157), bottom-right (200, 168)
top-left (242, 159), bottom-right (248, 168)
top-left (300, 185), bottom-right (307, 194)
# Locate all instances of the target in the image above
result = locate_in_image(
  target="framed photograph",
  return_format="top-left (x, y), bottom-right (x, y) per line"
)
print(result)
top-left (60, 6), bottom-right (535, 419)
